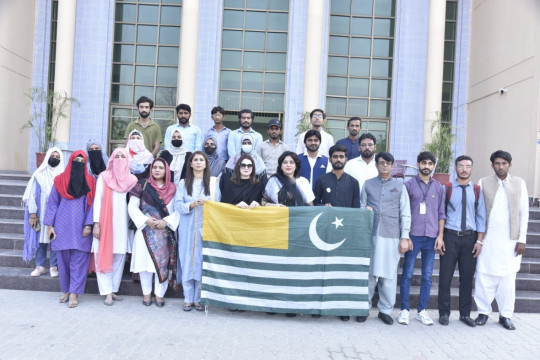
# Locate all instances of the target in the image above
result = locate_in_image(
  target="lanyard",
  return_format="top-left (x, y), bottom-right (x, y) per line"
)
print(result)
top-left (416, 178), bottom-right (433, 202)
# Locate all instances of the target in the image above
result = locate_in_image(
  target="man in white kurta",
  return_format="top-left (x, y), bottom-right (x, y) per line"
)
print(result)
top-left (474, 150), bottom-right (529, 330)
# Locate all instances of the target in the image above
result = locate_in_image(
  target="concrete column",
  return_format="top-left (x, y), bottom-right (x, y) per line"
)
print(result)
top-left (423, 0), bottom-right (446, 144)
top-left (302, 0), bottom-right (325, 113)
top-left (177, 0), bottom-right (200, 117)
top-left (53, 0), bottom-right (77, 147)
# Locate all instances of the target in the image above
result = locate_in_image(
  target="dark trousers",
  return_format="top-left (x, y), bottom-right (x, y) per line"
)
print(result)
top-left (438, 230), bottom-right (477, 317)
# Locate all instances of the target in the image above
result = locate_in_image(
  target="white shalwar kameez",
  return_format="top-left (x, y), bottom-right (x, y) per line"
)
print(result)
top-left (475, 178), bottom-right (528, 318)
top-left (92, 176), bottom-right (131, 295)
top-left (128, 196), bottom-right (179, 297)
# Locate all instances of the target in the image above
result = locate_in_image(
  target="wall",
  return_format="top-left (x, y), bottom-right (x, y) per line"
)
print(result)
top-left (467, 0), bottom-right (539, 197)
top-left (0, 0), bottom-right (36, 171)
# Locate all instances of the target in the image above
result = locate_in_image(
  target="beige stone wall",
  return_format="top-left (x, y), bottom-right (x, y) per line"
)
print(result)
top-left (467, 0), bottom-right (540, 199)
top-left (0, 1), bottom-right (35, 171)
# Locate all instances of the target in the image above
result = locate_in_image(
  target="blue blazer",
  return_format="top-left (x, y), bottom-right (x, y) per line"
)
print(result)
top-left (298, 153), bottom-right (329, 190)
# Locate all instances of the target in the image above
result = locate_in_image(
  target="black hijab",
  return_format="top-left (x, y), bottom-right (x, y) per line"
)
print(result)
top-left (88, 150), bottom-right (107, 176)
top-left (67, 157), bottom-right (91, 199)
top-left (274, 173), bottom-right (305, 207)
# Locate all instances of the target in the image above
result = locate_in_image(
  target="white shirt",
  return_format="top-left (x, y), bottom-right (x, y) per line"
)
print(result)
top-left (344, 156), bottom-right (378, 193)
top-left (296, 129), bottom-right (335, 157)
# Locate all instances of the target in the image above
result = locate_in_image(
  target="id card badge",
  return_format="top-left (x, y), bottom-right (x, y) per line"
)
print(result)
top-left (419, 202), bottom-right (427, 215)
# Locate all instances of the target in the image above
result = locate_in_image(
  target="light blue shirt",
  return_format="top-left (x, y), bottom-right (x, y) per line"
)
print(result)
top-left (205, 126), bottom-right (231, 161)
top-left (444, 180), bottom-right (487, 233)
top-left (227, 128), bottom-right (263, 158)
top-left (164, 123), bottom-right (202, 152)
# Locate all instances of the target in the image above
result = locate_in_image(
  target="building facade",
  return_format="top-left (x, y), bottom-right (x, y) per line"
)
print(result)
top-left (1, 0), bottom-right (539, 200)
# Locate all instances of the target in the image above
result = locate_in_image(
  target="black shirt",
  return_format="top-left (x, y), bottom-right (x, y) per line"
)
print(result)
top-left (313, 172), bottom-right (360, 208)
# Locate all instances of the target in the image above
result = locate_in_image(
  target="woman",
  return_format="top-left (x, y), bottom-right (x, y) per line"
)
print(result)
top-left (175, 151), bottom-right (220, 312)
top-left (263, 151), bottom-right (314, 207)
top-left (204, 135), bottom-right (226, 177)
top-left (127, 130), bottom-right (154, 180)
top-left (44, 151), bottom-right (96, 308)
top-left (220, 154), bottom-right (265, 208)
top-left (128, 158), bottom-right (179, 307)
top-left (160, 130), bottom-right (190, 186)
top-left (22, 147), bottom-right (65, 277)
top-left (225, 133), bottom-right (266, 179)
top-left (86, 139), bottom-right (109, 178)
top-left (92, 147), bottom-right (137, 306)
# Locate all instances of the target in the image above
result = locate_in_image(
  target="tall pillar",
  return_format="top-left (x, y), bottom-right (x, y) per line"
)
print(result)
top-left (53, 0), bottom-right (77, 147)
top-left (423, 0), bottom-right (447, 144)
top-left (302, 0), bottom-right (325, 113)
top-left (177, 0), bottom-right (200, 116)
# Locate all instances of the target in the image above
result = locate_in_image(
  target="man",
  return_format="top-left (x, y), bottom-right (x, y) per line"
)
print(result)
top-left (313, 144), bottom-right (360, 323)
top-left (474, 150), bottom-right (528, 330)
top-left (124, 96), bottom-right (162, 157)
top-left (398, 151), bottom-right (445, 326)
top-left (360, 152), bottom-right (411, 325)
top-left (257, 119), bottom-right (289, 177)
top-left (336, 117), bottom-right (362, 160)
top-left (297, 130), bottom-right (330, 190)
top-left (296, 109), bottom-right (335, 157)
top-left (163, 104), bottom-right (202, 152)
top-left (205, 106), bottom-right (231, 161)
top-left (344, 133), bottom-right (378, 193)
top-left (227, 109), bottom-right (263, 158)
top-left (437, 155), bottom-right (486, 327)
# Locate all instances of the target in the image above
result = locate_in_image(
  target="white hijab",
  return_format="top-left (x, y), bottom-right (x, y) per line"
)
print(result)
top-left (22, 147), bottom-right (65, 204)
top-left (127, 130), bottom-right (154, 174)
top-left (168, 130), bottom-right (188, 185)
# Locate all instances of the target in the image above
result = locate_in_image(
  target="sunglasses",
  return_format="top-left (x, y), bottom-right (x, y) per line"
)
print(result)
top-left (240, 163), bottom-right (253, 169)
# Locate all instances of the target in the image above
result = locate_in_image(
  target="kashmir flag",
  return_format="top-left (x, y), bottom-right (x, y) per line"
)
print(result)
top-left (201, 201), bottom-right (373, 316)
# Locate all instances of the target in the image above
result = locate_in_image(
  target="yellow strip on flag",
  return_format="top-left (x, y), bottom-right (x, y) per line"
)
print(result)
top-left (203, 201), bottom-right (289, 249)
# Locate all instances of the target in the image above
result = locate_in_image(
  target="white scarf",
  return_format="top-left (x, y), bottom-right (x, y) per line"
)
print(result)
top-left (22, 147), bottom-right (65, 204)
top-left (168, 130), bottom-right (188, 185)
top-left (127, 130), bottom-right (154, 173)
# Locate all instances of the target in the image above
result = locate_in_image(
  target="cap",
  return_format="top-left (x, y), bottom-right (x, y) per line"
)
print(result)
top-left (268, 119), bottom-right (282, 128)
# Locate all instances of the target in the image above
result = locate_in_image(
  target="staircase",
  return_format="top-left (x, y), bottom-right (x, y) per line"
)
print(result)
top-left (0, 171), bottom-right (539, 311)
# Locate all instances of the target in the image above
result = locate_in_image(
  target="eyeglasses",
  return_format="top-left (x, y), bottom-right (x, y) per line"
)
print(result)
top-left (311, 114), bottom-right (323, 118)
top-left (456, 165), bottom-right (472, 170)
top-left (240, 163), bottom-right (253, 169)
top-left (212, 113), bottom-right (223, 118)
top-left (377, 161), bottom-right (392, 167)
top-left (360, 143), bottom-right (375, 148)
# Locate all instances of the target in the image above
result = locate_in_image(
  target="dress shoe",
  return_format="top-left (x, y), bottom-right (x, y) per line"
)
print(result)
top-left (475, 314), bottom-right (488, 326)
top-left (142, 300), bottom-right (152, 306)
top-left (499, 316), bottom-right (516, 330)
top-left (356, 316), bottom-right (367, 323)
top-left (439, 314), bottom-right (449, 326)
top-left (459, 315), bottom-right (476, 327)
top-left (311, 314), bottom-right (321, 318)
top-left (339, 316), bottom-right (350, 321)
top-left (285, 313), bottom-right (297, 318)
top-left (378, 312), bottom-right (394, 325)
top-left (155, 300), bottom-right (165, 308)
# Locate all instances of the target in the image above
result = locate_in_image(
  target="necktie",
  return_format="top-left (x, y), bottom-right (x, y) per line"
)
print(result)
top-left (460, 185), bottom-right (467, 231)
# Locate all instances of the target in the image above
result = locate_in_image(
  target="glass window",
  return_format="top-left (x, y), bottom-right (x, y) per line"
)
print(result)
top-left (220, 70), bottom-right (241, 89)
top-left (442, 82), bottom-right (453, 102)
top-left (222, 30), bottom-right (243, 48)
top-left (241, 92), bottom-right (263, 110)
top-left (373, 39), bottom-right (393, 57)
top-left (331, 0), bottom-right (351, 14)
top-left (266, 53), bottom-right (286, 71)
top-left (266, 32), bottom-right (287, 51)
top-left (245, 11), bottom-right (266, 30)
top-left (445, 22), bottom-right (456, 40)
top-left (159, 26), bottom-right (180, 45)
top-left (349, 78), bottom-right (369, 97)
top-left (221, 50), bottom-right (242, 69)
top-left (349, 58), bottom-right (370, 76)
top-left (242, 72), bottom-right (264, 91)
top-left (268, 12), bottom-right (288, 31)
top-left (243, 52), bottom-right (265, 70)
top-left (268, 0), bottom-right (289, 11)
top-left (223, 10), bottom-right (244, 28)
top-left (351, 18), bottom-right (371, 36)
top-left (155, 87), bottom-right (176, 106)
top-left (115, 3), bottom-right (136, 22)
top-left (352, 0), bottom-right (373, 16)
top-left (138, 5), bottom-right (159, 23)
top-left (136, 45), bottom-right (156, 63)
top-left (372, 59), bottom-right (392, 77)
top-left (370, 99), bottom-right (390, 117)
top-left (444, 42), bottom-right (455, 61)
top-left (264, 73), bottom-right (285, 91)
top-left (157, 66), bottom-right (177, 86)
top-left (443, 62), bottom-right (454, 82)
top-left (244, 31), bottom-right (265, 50)
top-left (446, 1), bottom-right (457, 21)
top-left (331, 16), bottom-right (350, 35)
top-left (350, 38), bottom-right (371, 56)
top-left (373, 19), bottom-right (393, 37)
top-left (160, 6), bottom-right (181, 25)
top-left (264, 93), bottom-right (284, 111)
top-left (371, 79), bottom-right (391, 98)
top-left (375, 0), bottom-right (395, 17)
top-left (115, 24), bottom-right (135, 42)
top-left (225, 0), bottom-right (244, 8)
top-left (112, 64), bottom-right (133, 83)
top-left (329, 36), bottom-right (349, 55)
top-left (111, 85), bottom-right (132, 104)
top-left (348, 98), bottom-right (368, 116)
top-left (246, 0), bottom-right (266, 10)
top-left (220, 90), bottom-right (241, 109)
top-left (137, 25), bottom-right (157, 43)
top-left (134, 85), bottom-right (155, 103)
top-left (135, 65), bottom-right (155, 84)
top-left (158, 46), bottom-right (179, 65)
top-left (326, 97), bottom-right (347, 115)
top-left (328, 57), bottom-right (349, 76)
top-left (113, 44), bottom-right (134, 62)
top-left (327, 77), bottom-right (347, 96)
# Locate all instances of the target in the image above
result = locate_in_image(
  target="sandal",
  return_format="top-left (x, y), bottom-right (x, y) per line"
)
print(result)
top-left (112, 293), bottom-right (123, 301)
top-left (59, 292), bottom-right (69, 303)
top-left (68, 294), bottom-right (78, 308)
top-left (183, 303), bottom-right (193, 312)
top-left (194, 303), bottom-right (205, 311)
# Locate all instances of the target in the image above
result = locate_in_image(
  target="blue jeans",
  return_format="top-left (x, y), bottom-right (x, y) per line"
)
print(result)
top-left (35, 243), bottom-right (58, 267)
top-left (400, 235), bottom-right (435, 312)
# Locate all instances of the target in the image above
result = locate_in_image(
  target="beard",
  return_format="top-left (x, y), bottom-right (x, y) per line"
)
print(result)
top-left (178, 116), bottom-right (189, 124)
top-left (332, 162), bottom-right (345, 170)
top-left (241, 121), bottom-right (251, 130)
top-left (139, 111), bottom-right (149, 118)
top-left (307, 144), bottom-right (320, 152)
top-left (361, 149), bottom-right (373, 158)
top-left (419, 168), bottom-right (431, 175)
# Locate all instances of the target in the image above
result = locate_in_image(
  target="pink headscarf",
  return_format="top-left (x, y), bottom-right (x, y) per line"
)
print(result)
top-left (101, 147), bottom-right (138, 193)
top-left (147, 158), bottom-right (177, 205)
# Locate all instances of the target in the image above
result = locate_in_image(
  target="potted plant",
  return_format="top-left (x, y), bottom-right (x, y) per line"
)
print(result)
top-left (423, 112), bottom-right (455, 184)
top-left (20, 87), bottom-right (79, 166)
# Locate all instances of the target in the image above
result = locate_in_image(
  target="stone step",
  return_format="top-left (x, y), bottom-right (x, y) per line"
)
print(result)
top-left (529, 208), bottom-right (540, 220)
top-left (529, 220), bottom-right (540, 233)
top-left (0, 233), bottom-right (24, 250)
top-left (0, 219), bottom-right (24, 234)
top-left (0, 194), bottom-right (22, 207)
top-left (0, 206), bottom-right (24, 220)
top-left (0, 173), bottom-right (31, 182)
top-left (0, 180), bottom-right (28, 196)
top-left (527, 232), bottom-right (540, 245)
top-left (0, 266), bottom-right (184, 298)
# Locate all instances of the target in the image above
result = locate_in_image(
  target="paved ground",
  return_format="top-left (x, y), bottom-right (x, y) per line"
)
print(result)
top-left (3, 289), bottom-right (540, 360)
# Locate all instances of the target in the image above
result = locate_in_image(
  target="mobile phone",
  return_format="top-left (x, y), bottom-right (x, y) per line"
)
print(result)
top-left (50, 233), bottom-right (56, 241)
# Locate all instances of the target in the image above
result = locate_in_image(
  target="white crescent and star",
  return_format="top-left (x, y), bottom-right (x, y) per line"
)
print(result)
top-left (308, 213), bottom-right (346, 251)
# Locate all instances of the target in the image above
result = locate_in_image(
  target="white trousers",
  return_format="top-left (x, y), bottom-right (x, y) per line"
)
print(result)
top-left (183, 280), bottom-right (202, 303)
top-left (96, 254), bottom-right (126, 295)
top-left (474, 271), bottom-right (517, 318)
top-left (368, 272), bottom-right (397, 315)
top-left (139, 271), bottom-right (168, 298)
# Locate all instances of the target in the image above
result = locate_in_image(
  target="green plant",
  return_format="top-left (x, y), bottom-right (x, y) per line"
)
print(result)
top-left (423, 113), bottom-right (455, 173)
top-left (295, 111), bottom-right (333, 138)
top-left (20, 87), bottom-right (79, 153)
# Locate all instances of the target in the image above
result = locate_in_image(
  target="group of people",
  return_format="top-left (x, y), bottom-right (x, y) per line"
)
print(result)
top-left (22, 98), bottom-right (529, 331)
